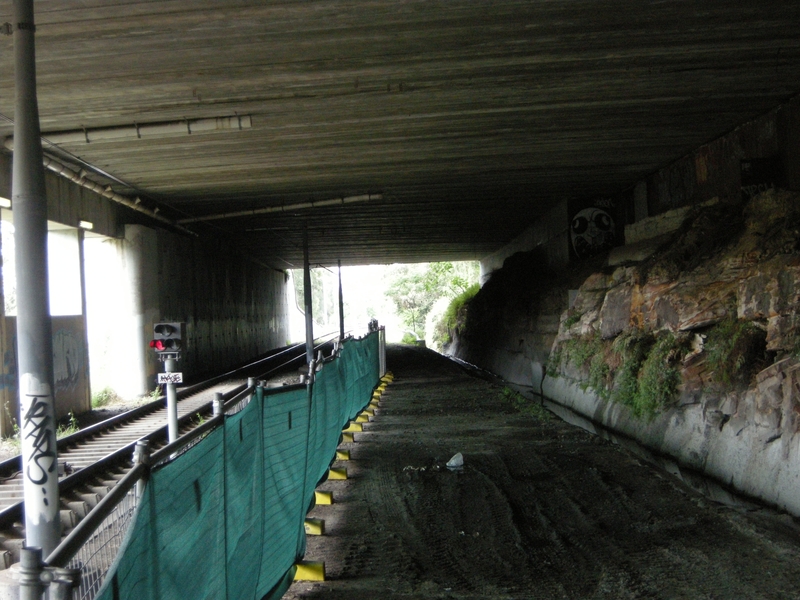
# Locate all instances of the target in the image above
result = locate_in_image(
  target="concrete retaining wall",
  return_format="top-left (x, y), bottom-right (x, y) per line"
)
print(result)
top-left (542, 375), bottom-right (800, 515)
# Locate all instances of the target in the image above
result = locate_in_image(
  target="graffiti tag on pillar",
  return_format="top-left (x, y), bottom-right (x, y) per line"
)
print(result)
top-left (53, 327), bottom-right (82, 393)
top-left (23, 394), bottom-right (56, 488)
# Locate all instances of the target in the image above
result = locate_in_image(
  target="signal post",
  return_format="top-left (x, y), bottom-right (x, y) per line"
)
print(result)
top-left (149, 323), bottom-right (185, 443)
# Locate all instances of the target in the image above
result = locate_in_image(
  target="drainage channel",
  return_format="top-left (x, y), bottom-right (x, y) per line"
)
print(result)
top-left (447, 353), bottom-right (773, 514)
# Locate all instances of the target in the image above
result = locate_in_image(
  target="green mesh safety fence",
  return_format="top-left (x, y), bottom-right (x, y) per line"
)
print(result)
top-left (95, 332), bottom-right (380, 600)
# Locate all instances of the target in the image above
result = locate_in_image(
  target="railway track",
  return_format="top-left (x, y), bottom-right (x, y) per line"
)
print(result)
top-left (0, 338), bottom-right (334, 569)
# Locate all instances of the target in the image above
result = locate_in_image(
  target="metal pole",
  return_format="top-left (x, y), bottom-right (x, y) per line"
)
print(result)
top-left (165, 357), bottom-right (178, 443)
top-left (77, 228), bottom-right (92, 411)
top-left (338, 259), bottom-right (345, 341)
top-left (133, 440), bottom-right (150, 501)
top-left (246, 376), bottom-right (256, 405)
top-left (48, 566), bottom-right (81, 600)
top-left (18, 547), bottom-right (44, 600)
top-left (12, 0), bottom-right (61, 558)
top-left (303, 227), bottom-right (314, 365)
top-left (213, 392), bottom-right (224, 417)
top-left (379, 326), bottom-right (386, 376)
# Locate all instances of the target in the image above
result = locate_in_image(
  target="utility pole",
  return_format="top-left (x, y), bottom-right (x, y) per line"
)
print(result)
top-left (303, 226), bottom-right (314, 364)
top-left (338, 259), bottom-right (345, 341)
top-left (12, 0), bottom-right (62, 557)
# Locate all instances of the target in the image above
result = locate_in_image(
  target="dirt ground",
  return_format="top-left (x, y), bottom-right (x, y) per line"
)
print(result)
top-left (285, 344), bottom-right (800, 600)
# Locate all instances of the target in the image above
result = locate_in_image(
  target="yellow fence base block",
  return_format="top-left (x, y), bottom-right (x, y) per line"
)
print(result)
top-left (355, 414), bottom-right (370, 423)
top-left (336, 449), bottom-right (350, 461)
top-left (342, 422), bottom-right (363, 433)
top-left (294, 561), bottom-right (326, 582)
top-left (341, 432), bottom-right (355, 444)
top-left (328, 467), bottom-right (347, 480)
top-left (315, 490), bottom-right (334, 505)
top-left (304, 518), bottom-right (325, 535)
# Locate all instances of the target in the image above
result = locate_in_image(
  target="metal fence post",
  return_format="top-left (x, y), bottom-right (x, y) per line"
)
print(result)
top-left (19, 547), bottom-right (44, 600)
top-left (213, 392), bottom-right (224, 417)
top-left (133, 440), bottom-right (150, 501)
top-left (47, 566), bottom-right (81, 600)
top-left (379, 326), bottom-right (387, 376)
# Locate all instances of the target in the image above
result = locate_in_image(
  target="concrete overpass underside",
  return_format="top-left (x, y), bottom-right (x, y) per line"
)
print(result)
top-left (0, 0), bottom-right (799, 267)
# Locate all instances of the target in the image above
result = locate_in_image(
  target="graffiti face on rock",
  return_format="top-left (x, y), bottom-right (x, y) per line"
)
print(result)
top-left (570, 208), bottom-right (615, 259)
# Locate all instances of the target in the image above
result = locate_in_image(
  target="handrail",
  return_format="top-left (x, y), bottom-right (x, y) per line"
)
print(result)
top-left (43, 379), bottom-right (312, 567)
top-left (151, 415), bottom-right (224, 466)
top-left (0, 391), bottom-right (224, 529)
top-left (32, 328), bottom-right (382, 598)
top-left (0, 338), bottom-right (335, 478)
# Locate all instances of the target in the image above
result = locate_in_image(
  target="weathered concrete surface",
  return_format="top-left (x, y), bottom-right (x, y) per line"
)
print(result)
top-left (453, 189), bottom-right (800, 515)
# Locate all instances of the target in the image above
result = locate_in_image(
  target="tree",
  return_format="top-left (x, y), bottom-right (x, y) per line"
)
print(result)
top-left (384, 261), bottom-right (479, 339)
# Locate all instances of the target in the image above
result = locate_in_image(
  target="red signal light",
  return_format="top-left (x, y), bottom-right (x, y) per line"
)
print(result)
top-left (150, 322), bottom-right (184, 355)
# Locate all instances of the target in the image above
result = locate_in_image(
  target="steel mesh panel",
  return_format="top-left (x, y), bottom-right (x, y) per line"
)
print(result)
top-left (68, 492), bottom-right (138, 600)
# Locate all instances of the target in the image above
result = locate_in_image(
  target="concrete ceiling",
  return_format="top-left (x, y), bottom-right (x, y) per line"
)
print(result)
top-left (1, 1), bottom-right (799, 268)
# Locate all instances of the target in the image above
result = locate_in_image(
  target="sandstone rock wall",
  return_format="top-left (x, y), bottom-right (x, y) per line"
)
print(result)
top-left (451, 190), bottom-right (800, 515)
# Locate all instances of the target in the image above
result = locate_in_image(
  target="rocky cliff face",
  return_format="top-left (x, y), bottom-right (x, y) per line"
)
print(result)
top-left (451, 189), bottom-right (800, 515)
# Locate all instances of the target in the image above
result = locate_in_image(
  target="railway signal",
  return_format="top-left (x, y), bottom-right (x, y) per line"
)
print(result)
top-left (149, 322), bottom-right (184, 359)
top-left (150, 322), bottom-right (186, 444)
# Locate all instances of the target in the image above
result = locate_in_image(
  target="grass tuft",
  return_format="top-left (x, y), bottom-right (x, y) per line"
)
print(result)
top-left (92, 386), bottom-right (121, 408)
top-left (704, 317), bottom-right (766, 387)
top-left (500, 387), bottom-right (552, 421)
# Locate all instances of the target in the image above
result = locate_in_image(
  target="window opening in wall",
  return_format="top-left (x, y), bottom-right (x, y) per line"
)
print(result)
top-left (1, 211), bottom-right (83, 317)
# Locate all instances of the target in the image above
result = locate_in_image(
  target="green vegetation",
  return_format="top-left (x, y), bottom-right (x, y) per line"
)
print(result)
top-left (611, 330), bottom-right (652, 410)
top-left (545, 345), bottom-right (563, 377)
top-left (588, 352), bottom-right (611, 400)
top-left (92, 386), bottom-right (120, 408)
top-left (562, 333), bottom-right (605, 370)
top-left (704, 317), bottom-right (766, 387)
top-left (434, 282), bottom-right (481, 346)
top-left (500, 386), bottom-right (551, 421)
top-left (385, 261), bottom-right (479, 340)
top-left (555, 328), bottom-right (689, 419)
top-left (57, 412), bottom-right (81, 439)
top-left (633, 333), bottom-right (686, 417)
top-left (401, 332), bottom-right (419, 344)
top-left (563, 311), bottom-right (582, 328)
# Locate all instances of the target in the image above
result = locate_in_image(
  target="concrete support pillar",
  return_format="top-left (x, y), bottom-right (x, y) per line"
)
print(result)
top-left (122, 225), bottom-right (159, 397)
top-left (12, 0), bottom-right (61, 557)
